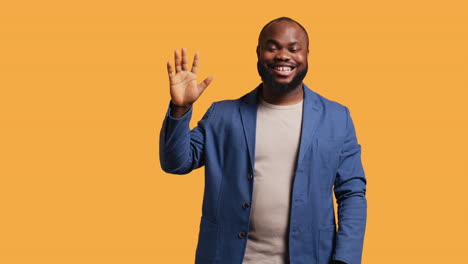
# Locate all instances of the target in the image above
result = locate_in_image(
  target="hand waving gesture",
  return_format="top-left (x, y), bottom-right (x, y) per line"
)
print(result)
top-left (167, 48), bottom-right (214, 117)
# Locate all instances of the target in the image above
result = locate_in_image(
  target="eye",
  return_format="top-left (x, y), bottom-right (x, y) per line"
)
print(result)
top-left (267, 46), bottom-right (278, 51)
top-left (290, 47), bottom-right (301, 53)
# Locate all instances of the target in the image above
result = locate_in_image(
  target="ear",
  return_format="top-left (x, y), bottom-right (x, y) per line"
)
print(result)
top-left (256, 45), bottom-right (260, 57)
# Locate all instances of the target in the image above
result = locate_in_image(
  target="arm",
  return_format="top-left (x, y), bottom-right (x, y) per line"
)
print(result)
top-left (332, 106), bottom-right (367, 264)
top-left (159, 47), bottom-right (214, 174)
top-left (159, 101), bottom-right (215, 174)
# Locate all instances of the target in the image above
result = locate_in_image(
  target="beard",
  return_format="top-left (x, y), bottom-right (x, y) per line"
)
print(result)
top-left (257, 60), bottom-right (308, 95)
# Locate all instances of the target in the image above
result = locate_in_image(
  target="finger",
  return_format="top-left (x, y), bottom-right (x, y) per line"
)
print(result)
top-left (167, 60), bottom-right (174, 78)
top-left (191, 51), bottom-right (199, 74)
top-left (198, 76), bottom-right (214, 94)
top-left (181, 47), bottom-right (189, 71)
top-left (174, 49), bottom-right (182, 73)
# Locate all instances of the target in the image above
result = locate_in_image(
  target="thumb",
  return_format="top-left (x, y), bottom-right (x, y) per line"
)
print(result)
top-left (198, 75), bottom-right (214, 95)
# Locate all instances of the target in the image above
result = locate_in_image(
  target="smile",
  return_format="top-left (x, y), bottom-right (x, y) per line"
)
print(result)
top-left (274, 66), bottom-right (293, 72)
top-left (271, 65), bottom-right (296, 76)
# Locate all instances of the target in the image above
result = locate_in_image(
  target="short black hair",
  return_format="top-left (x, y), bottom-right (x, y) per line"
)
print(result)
top-left (258, 17), bottom-right (309, 47)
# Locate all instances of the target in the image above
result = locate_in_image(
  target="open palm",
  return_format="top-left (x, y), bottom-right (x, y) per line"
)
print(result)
top-left (167, 48), bottom-right (214, 107)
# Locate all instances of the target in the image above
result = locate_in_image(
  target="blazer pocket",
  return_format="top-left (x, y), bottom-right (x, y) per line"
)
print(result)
top-left (318, 225), bottom-right (336, 264)
top-left (195, 216), bottom-right (219, 261)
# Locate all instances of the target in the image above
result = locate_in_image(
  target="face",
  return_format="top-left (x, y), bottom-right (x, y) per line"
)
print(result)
top-left (257, 21), bottom-right (309, 94)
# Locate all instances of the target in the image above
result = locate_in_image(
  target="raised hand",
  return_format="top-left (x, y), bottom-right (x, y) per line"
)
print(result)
top-left (167, 48), bottom-right (214, 117)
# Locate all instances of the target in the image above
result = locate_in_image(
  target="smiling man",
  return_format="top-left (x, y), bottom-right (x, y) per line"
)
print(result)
top-left (256, 18), bottom-right (309, 101)
top-left (160, 17), bottom-right (367, 264)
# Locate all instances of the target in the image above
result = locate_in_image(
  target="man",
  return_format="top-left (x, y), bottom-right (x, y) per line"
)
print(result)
top-left (160, 17), bottom-right (367, 264)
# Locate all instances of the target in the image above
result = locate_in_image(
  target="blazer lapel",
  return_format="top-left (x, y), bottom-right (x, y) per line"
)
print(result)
top-left (239, 85), bottom-right (260, 173)
top-left (297, 84), bottom-right (322, 165)
top-left (238, 83), bottom-right (321, 172)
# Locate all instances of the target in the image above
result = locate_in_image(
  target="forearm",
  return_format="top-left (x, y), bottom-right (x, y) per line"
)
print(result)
top-left (159, 102), bottom-right (214, 174)
top-left (333, 188), bottom-right (367, 264)
top-left (159, 103), bottom-right (195, 174)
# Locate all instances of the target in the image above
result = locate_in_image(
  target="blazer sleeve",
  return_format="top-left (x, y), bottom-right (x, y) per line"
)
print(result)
top-left (159, 101), bottom-right (216, 174)
top-left (332, 106), bottom-right (367, 264)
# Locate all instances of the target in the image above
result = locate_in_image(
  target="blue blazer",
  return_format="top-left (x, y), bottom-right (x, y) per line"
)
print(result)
top-left (160, 83), bottom-right (367, 264)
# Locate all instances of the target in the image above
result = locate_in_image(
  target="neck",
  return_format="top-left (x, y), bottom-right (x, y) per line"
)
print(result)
top-left (261, 83), bottom-right (304, 105)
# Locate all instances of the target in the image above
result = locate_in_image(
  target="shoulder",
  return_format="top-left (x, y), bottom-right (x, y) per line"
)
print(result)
top-left (210, 88), bottom-right (256, 110)
top-left (199, 96), bottom-right (244, 124)
top-left (304, 86), bottom-right (353, 135)
top-left (305, 87), bottom-right (349, 114)
top-left (212, 98), bottom-right (242, 109)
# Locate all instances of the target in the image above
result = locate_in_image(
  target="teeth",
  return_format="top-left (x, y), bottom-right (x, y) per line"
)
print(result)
top-left (274, 66), bottom-right (292, 72)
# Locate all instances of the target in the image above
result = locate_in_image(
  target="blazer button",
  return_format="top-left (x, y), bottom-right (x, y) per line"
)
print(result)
top-left (242, 202), bottom-right (250, 209)
top-left (248, 173), bottom-right (253, 180)
top-left (238, 231), bottom-right (246, 239)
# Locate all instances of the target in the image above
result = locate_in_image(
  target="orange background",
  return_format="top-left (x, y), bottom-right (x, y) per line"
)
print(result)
top-left (1, 0), bottom-right (467, 263)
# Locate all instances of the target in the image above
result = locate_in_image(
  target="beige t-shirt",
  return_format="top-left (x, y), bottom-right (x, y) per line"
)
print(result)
top-left (242, 96), bottom-right (303, 264)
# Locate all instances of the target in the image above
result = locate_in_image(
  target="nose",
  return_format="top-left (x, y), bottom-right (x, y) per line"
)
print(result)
top-left (275, 48), bottom-right (290, 61)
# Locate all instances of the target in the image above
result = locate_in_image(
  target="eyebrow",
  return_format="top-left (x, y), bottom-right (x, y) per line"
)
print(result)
top-left (265, 39), bottom-right (301, 46)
